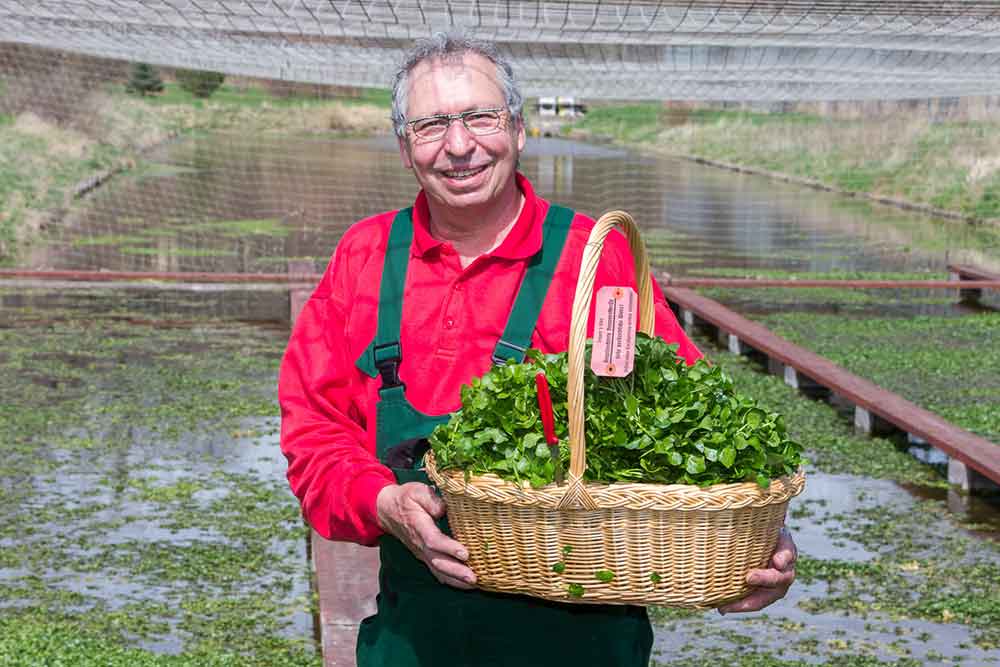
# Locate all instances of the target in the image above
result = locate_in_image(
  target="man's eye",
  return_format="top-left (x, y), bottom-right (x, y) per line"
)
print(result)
top-left (413, 118), bottom-right (449, 134)
top-left (465, 111), bottom-right (498, 128)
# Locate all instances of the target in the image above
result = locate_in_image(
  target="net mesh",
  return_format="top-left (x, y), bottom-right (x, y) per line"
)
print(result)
top-left (2, 4), bottom-right (999, 660)
top-left (1, 1), bottom-right (999, 283)
top-left (3, 1), bottom-right (1000, 100)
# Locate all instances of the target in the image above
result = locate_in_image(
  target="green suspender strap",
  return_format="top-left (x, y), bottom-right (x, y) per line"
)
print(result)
top-left (353, 207), bottom-right (447, 454)
top-left (355, 207), bottom-right (415, 389)
top-left (491, 203), bottom-right (575, 365)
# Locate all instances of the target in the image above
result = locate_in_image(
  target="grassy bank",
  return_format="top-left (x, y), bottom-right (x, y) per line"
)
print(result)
top-left (565, 105), bottom-right (1000, 223)
top-left (0, 81), bottom-right (391, 262)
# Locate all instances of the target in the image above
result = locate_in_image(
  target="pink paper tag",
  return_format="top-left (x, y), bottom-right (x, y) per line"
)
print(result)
top-left (591, 286), bottom-right (637, 377)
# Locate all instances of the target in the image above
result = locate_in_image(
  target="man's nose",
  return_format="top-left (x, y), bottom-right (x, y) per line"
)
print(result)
top-left (442, 119), bottom-right (475, 156)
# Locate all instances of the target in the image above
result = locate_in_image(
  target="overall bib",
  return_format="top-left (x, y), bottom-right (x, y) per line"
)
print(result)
top-left (354, 205), bottom-right (653, 667)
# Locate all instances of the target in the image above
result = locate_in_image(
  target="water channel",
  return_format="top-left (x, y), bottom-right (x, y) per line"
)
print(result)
top-left (22, 134), bottom-right (1000, 285)
top-left (4, 133), bottom-right (1000, 665)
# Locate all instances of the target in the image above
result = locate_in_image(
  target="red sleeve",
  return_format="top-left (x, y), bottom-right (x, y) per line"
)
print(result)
top-left (278, 237), bottom-right (394, 546)
top-left (591, 227), bottom-right (702, 366)
top-left (649, 276), bottom-right (702, 366)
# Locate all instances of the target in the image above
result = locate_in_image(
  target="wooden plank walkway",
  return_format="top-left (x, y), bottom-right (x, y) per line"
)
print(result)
top-left (311, 536), bottom-right (378, 667)
top-left (662, 285), bottom-right (1000, 487)
top-left (948, 263), bottom-right (1000, 282)
top-left (948, 263), bottom-right (1000, 302)
top-left (289, 278), bottom-right (376, 667)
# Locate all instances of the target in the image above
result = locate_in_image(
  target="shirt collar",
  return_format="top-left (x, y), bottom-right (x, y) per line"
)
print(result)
top-left (410, 172), bottom-right (543, 261)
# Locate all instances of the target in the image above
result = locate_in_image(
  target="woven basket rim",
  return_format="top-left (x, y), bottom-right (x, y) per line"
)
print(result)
top-left (425, 450), bottom-right (805, 511)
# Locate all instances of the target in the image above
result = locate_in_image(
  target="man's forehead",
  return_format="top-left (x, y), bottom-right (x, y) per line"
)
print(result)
top-left (407, 53), bottom-right (503, 101)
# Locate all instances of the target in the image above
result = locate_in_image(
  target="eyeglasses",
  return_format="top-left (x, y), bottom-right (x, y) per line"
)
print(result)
top-left (406, 107), bottom-right (506, 141)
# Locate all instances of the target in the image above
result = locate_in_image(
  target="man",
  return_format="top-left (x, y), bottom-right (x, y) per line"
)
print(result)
top-left (279, 33), bottom-right (797, 666)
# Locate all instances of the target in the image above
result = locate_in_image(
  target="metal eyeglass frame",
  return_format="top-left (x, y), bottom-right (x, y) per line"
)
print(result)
top-left (405, 107), bottom-right (506, 141)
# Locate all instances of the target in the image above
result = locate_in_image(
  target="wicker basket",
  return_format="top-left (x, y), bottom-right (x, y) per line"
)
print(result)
top-left (425, 210), bottom-right (805, 608)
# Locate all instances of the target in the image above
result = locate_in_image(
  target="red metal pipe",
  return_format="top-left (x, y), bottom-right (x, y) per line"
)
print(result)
top-left (0, 269), bottom-right (313, 283)
top-left (662, 277), bottom-right (1000, 289)
top-left (3, 269), bottom-right (999, 290)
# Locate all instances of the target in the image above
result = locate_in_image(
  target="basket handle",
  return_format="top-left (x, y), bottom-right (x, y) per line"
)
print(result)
top-left (559, 211), bottom-right (655, 510)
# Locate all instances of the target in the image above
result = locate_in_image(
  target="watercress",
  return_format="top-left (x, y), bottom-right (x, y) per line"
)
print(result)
top-left (429, 333), bottom-right (802, 489)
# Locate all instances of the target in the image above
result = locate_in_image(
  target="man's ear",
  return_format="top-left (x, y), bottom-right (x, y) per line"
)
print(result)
top-left (515, 116), bottom-right (526, 153)
top-left (398, 135), bottom-right (413, 169)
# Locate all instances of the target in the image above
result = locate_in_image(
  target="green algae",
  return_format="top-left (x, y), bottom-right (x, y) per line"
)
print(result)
top-left (700, 347), bottom-right (941, 486)
top-left (0, 298), bottom-right (316, 664)
top-left (756, 311), bottom-right (1000, 442)
top-left (0, 611), bottom-right (317, 667)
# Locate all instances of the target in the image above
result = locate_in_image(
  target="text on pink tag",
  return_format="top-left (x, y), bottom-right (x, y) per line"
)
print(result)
top-left (591, 286), bottom-right (637, 377)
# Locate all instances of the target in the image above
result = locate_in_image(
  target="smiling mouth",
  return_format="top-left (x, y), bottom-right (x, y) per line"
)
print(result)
top-left (442, 164), bottom-right (489, 180)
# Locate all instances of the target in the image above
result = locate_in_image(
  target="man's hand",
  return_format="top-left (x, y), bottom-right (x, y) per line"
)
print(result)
top-left (376, 482), bottom-right (476, 589)
top-left (718, 526), bottom-right (797, 614)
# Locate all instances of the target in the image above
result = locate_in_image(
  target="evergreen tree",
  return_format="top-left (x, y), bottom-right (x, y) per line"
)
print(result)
top-left (126, 62), bottom-right (164, 96)
top-left (175, 69), bottom-right (226, 99)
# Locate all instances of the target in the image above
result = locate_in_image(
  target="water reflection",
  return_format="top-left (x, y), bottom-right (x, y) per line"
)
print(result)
top-left (19, 133), bottom-right (1000, 282)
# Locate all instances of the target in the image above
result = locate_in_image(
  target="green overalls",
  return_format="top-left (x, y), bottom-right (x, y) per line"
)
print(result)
top-left (354, 205), bottom-right (653, 667)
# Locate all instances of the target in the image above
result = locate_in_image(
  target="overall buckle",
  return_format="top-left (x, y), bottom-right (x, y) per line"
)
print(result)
top-left (373, 342), bottom-right (404, 389)
top-left (491, 339), bottom-right (527, 366)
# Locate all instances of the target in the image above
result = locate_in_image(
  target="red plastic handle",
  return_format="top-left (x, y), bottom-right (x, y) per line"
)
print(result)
top-left (535, 372), bottom-right (558, 445)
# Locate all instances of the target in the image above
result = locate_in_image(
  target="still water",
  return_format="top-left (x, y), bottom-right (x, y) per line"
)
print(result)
top-left (21, 133), bottom-right (1000, 283)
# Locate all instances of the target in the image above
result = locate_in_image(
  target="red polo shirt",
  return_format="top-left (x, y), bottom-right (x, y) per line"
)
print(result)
top-left (279, 174), bottom-right (701, 545)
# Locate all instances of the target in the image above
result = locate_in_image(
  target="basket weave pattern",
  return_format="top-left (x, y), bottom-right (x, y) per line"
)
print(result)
top-left (425, 211), bottom-right (805, 607)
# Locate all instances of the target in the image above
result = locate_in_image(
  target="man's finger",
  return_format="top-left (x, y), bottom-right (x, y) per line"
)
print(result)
top-left (409, 509), bottom-right (469, 562)
top-left (421, 525), bottom-right (469, 562)
top-left (771, 528), bottom-right (797, 571)
top-left (718, 587), bottom-right (785, 614)
top-left (409, 484), bottom-right (447, 518)
top-left (427, 552), bottom-right (476, 585)
top-left (747, 567), bottom-right (795, 589)
top-left (433, 571), bottom-right (477, 590)
top-left (772, 550), bottom-right (795, 571)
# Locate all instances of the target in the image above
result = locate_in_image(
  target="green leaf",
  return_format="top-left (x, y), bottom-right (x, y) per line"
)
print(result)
top-left (719, 446), bottom-right (737, 468)
top-left (595, 570), bottom-right (615, 583)
top-left (685, 454), bottom-right (706, 475)
top-left (650, 572), bottom-right (662, 584)
top-left (625, 394), bottom-right (639, 415)
top-left (552, 561), bottom-right (566, 574)
top-left (745, 408), bottom-right (764, 428)
top-left (567, 583), bottom-right (585, 598)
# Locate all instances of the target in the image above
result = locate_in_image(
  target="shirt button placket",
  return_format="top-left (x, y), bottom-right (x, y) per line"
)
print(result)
top-left (437, 278), bottom-right (463, 350)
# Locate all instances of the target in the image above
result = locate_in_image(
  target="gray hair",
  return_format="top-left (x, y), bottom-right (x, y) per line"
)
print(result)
top-left (390, 32), bottom-right (524, 139)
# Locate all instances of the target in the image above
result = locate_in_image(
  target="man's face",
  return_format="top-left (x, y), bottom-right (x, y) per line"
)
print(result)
top-left (398, 53), bottom-right (525, 214)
